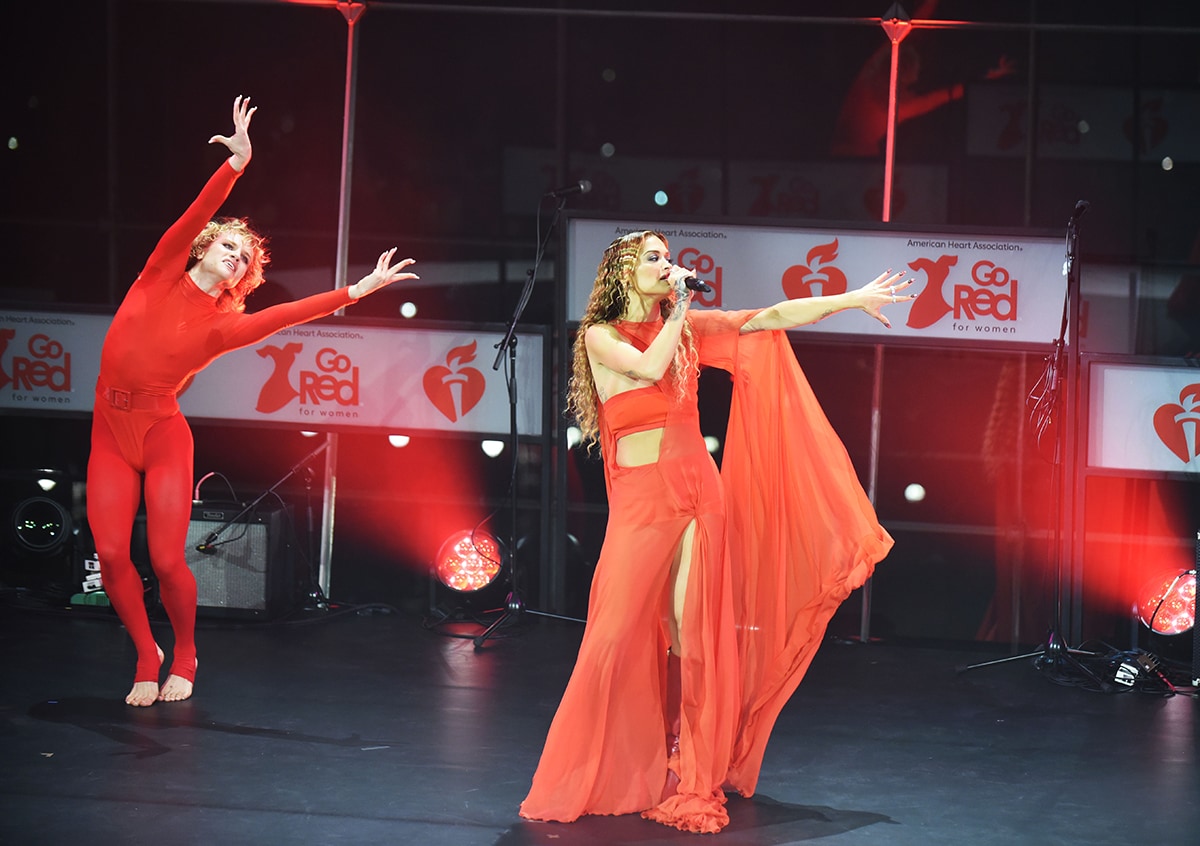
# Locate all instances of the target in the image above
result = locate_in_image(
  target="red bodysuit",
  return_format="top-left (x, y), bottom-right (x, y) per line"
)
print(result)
top-left (87, 160), bottom-right (353, 688)
top-left (520, 310), bottom-right (893, 833)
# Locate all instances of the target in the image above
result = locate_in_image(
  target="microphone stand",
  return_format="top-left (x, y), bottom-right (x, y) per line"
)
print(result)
top-left (194, 440), bottom-right (330, 609)
top-left (472, 192), bottom-right (586, 649)
top-left (957, 201), bottom-right (1111, 691)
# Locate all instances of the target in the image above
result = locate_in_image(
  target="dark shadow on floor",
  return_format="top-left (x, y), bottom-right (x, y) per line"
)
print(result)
top-left (493, 795), bottom-right (894, 845)
top-left (28, 697), bottom-right (403, 759)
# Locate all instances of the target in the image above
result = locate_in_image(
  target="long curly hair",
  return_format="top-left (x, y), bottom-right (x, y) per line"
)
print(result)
top-left (187, 217), bottom-right (270, 313)
top-left (566, 230), bottom-right (697, 451)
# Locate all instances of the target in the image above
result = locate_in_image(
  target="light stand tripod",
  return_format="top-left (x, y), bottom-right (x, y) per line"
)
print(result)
top-left (957, 200), bottom-right (1111, 691)
top-left (472, 186), bottom-right (589, 649)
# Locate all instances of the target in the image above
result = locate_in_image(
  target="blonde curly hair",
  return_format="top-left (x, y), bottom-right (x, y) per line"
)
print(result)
top-left (187, 217), bottom-right (270, 313)
top-left (566, 230), bottom-right (697, 451)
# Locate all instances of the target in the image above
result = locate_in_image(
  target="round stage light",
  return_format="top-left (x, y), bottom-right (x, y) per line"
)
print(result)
top-left (434, 530), bottom-right (504, 593)
top-left (11, 496), bottom-right (72, 554)
top-left (1136, 569), bottom-right (1196, 635)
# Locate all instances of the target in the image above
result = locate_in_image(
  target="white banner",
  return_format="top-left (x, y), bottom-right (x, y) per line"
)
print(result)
top-left (567, 217), bottom-right (1067, 347)
top-left (0, 309), bottom-right (543, 436)
top-left (1089, 362), bottom-right (1200, 474)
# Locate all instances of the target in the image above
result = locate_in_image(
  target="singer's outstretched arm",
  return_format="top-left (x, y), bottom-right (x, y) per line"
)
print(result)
top-left (740, 269), bottom-right (913, 332)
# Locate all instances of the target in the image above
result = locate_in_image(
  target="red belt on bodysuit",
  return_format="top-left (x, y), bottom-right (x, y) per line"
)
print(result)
top-left (98, 385), bottom-right (178, 412)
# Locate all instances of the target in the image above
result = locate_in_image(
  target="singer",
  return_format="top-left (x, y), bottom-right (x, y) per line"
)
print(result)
top-left (86, 96), bottom-right (418, 707)
top-left (520, 230), bottom-right (913, 833)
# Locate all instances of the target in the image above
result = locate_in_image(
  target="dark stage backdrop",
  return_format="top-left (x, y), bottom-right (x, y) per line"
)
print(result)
top-left (3, 1), bottom-right (1199, 652)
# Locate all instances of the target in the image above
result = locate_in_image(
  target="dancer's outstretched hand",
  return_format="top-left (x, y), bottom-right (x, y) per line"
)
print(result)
top-left (209, 95), bottom-right (257, 171)
top-left (349, 248), bottom-right (419, 299)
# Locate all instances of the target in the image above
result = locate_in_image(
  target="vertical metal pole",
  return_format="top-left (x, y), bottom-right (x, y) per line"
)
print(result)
top-left (880, 11), bottom-right (912, 223)
top-left (1192, 534), bottom-right (1199, 686)
top-left (1011, 355), bottom-right (1028, 649)
top-left (318, 1), bottom-right (366, 596)
top-left (882, 39), bottom-right (901, 222)
top-left (548, 10), bottom-right (570, 614)
top-left (861, 343), bottom-right (885, 642)
top-left (1063, 213), bottom-right (1084, 645)
top-left (861, 9), bottom-right (910, 636)
top-left (106, 0), bottom-right (120, 304)
top-left (1021, 5), bottom-right (1038, 227)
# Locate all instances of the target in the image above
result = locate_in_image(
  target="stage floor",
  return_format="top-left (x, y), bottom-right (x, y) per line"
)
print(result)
top-left (1, 598), bottom-right (1196, 846)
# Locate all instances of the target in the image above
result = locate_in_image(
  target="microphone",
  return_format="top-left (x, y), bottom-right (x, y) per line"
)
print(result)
top-left (546, 179), bottom-right (592, 198)
top-left (683, 277), bottom-right (713, 294)
top-left (195, 531), bottom-right (220, 554)
top-left (1071, 199), bottom-right (1090, 220)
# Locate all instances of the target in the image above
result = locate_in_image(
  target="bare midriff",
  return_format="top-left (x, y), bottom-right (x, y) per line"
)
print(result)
top-left (615, 427), bottom-right (664, 467)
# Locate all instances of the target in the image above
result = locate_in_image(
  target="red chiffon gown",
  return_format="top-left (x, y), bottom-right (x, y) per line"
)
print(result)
top-left (520, 309), bottom-right (893, 833)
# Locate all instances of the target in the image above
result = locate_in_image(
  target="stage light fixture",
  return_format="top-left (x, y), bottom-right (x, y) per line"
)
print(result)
top-left (1136, 569), bottom-right (1196, 636)
top-left (434, 529), bottom-right (505, 594)
top-left (11, 496), bottom-right (72, 555)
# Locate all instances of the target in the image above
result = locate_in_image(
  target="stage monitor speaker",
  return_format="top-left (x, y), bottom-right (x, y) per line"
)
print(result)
top-left (133, 504), bottom-right (294, 619)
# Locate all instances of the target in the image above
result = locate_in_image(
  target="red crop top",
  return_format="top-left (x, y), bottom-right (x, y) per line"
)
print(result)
top-left (602, 385), bottom-right (671, 440)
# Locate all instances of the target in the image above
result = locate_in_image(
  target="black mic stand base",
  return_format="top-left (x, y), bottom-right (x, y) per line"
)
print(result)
top-left (955, 628), bottom-right (1113, 692)
top-left (472, 589), bottom-right (586, 649)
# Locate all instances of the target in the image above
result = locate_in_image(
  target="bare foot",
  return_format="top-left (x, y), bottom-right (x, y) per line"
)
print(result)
top-left (126, 681), bottom-right (160, 707)
top-left (158, 658), bottom-right (196, 702)
top-left (125, 645), bottom-right (165, 707)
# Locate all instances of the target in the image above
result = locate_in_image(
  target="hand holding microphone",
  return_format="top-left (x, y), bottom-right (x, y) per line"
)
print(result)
top-left (671, 266), bottom-right (714, 296)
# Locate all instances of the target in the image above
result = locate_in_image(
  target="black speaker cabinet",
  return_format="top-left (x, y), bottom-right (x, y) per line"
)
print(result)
top-left (133, 504), bottom-right (294, 619)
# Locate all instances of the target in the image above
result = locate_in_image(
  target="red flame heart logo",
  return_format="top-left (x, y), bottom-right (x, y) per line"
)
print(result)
top-left (781, 239), bottom-right (847, 299)
top-left (423, 340), bottom-right (486, 423)
top-left (1153, 382), bottom-right (1200, 463)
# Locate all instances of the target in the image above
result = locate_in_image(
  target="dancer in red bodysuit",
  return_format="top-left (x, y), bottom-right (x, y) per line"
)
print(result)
top-left (88, 96), bottom-right (418, 707)
top-left (519, 231), bottom-right (911, 833)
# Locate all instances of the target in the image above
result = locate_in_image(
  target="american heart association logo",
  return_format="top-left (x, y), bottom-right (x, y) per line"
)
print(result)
top-left (424, 340), bottom-right (486, 423)
top-left (1153, 382), bottom-right (1200, 464)
top-left (781, 239), bottom-right (847, 299)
